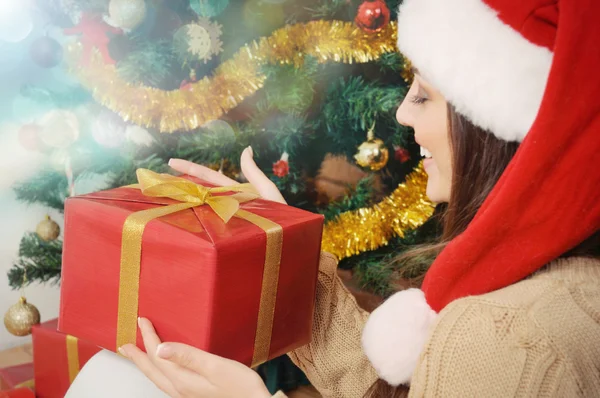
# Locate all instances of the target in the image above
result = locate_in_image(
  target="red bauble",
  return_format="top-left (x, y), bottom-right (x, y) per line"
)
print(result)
top-left (394, 146), bottom-right (411, 163)
top-left (273, 159), bottom-right (289, 178)
top-left (355, 0), bottom-right (391, 33)
top-left (18, 124), bottom-right (43, 151)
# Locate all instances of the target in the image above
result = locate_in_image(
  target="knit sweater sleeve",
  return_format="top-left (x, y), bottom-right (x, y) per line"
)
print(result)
top-left (408, 257), bottom-right (600, 397)
top-left (286, 251), bottom-right (379, 398)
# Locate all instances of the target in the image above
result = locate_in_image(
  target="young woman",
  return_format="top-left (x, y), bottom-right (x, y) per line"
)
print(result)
top-left (69, 0), bottom-right (600, 396)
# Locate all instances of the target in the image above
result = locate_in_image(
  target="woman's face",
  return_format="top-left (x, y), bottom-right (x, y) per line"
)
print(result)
top-left (396, 74), bottom-right (452, 203)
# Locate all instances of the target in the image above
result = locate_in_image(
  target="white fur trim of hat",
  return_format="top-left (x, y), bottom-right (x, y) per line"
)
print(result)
top-left (361, 288), bottom-right (437, 386)
top-left (397, 0), bottom-right (553, 142)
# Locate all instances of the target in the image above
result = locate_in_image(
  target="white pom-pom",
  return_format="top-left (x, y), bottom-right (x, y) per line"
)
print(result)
top-left (361, 288), bottom-right (437, 386)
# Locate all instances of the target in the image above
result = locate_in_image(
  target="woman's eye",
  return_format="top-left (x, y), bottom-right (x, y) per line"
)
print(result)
top-left (409, 95), bottom-right (428, 105)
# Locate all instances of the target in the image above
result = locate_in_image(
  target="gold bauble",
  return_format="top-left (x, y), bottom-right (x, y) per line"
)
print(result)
top-left (354, 127), bottom-right (389, 171)
top-left (4, 297), bottom-right (41, 336)
top-left (36, 215), bottom-right (60, 241)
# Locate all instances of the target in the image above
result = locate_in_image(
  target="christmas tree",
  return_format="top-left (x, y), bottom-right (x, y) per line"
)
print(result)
top-left (4, 0), bottom-right (439, 393)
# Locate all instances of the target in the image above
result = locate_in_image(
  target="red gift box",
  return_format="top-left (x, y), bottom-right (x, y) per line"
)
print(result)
top-left (0, 388), bottom-right (34, 398)
top-left (59, 170), bottom-right (324, 367)
top-left (0, 363), bottom-right (33, 391)
top-left (32, 319), bottom-right (102, 398)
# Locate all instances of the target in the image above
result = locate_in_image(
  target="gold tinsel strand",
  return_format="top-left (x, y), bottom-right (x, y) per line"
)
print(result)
top-left (401, 57), bottom-right (414, 84)
top-left (65, 20), bottom-right (398, 133)
top-left (321, 162), bottom-right (435, 260)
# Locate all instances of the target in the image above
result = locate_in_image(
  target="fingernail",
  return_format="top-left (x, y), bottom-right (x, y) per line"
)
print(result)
top-left (247, 146), bottom-right (253, 157)
top-left (156, 343), bottom-right (172, 359)
top-left (168, 159), bottom-right (173, 166)
top-left (118, 346), bottom-right (128, 358)
top-left (138, 317), bottom-right (142, 328)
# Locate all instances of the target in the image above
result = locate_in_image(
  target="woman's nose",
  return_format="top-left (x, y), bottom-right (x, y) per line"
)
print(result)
top-left (396, 98), bottom-right (413, 127)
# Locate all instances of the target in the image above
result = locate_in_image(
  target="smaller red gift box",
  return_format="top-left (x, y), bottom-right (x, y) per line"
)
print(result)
top-left (32, 319), bottom-right (101, 398)
top-left (0, 388), bottom-right (34, 398)
top-left (0, 363), bottom-right (33, 391)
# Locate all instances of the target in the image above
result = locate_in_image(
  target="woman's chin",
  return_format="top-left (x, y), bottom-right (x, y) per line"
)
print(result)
top-left (426, 180), bottom-right (449, 204)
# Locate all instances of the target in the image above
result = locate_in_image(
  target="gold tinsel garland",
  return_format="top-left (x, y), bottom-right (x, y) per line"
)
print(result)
top-left (321, 162), bottom-right (435, 260)
top-left (66, 20), bottom-right (398, 133)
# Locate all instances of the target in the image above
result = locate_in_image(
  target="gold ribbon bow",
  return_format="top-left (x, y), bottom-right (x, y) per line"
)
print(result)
top-left (132, 168), bottom-right (260, 223)
top-left (117, 169), bottom-right (283, 366)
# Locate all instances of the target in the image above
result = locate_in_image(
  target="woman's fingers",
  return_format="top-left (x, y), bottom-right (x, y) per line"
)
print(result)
top-left (240, 147), bottom-right (286, 204)
top-left (156, 342), bottom-right (270, 398)
top-left (168, 158), bottom-right (237, 186)
top-left (119, 344), bottom-right (179, 397)
top-left (156, 342), bottom-right (223, 376)
top-left (170, 147), bottom-right (286, 204)
top-left (138, 317), bottom-right (163, 358)
top-left (137, 318), bottom-right (216, 396)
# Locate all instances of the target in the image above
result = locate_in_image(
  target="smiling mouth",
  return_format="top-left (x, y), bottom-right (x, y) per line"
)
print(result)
top-left (420, 146), bottom-right (433, 159)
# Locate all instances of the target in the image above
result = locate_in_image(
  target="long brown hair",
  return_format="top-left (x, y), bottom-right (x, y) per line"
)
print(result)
top-left (364, 104), bottom-right (520, 397)
top-left (364, 103), bottom-right (600, 397)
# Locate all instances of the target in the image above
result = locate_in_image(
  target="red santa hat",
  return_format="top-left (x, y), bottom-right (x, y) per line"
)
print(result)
top-left (362, 0), bottom-right (600, 386)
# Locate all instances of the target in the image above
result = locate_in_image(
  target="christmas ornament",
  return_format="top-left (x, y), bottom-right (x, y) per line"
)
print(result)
top-left (202, 119), bottom-right (235, 139)
top-left (190, 0), bottom-right (229, 18)
top-left (355, 0), bottom-right (391, 33)
top-left (92, 109), bottom-right (127, 147)
top-left (64, 13), bottom-right (123, 65)
top-left (36, 215), bottom-right (61, 241)
top-left (18, 124), bottom-right (43, 151)
top-left (39, 110), bottom-right (80, 149)
top-left (394, 145), bottom-right (411, 163)
top-left (107, 0), bottom-right (147, 31)
top-left (179, 69), bottom-right (197, 90)
top-left (66, 20), bottom-right (399, 133)
top-left (354, 125), bottom-right (389, 171)
top-left (173, 18), bottom-right (223, 64)
top-left (0, 3), bottom-right (33, 43)
top-left (4, 297), bottom-right (40, 337)
top-left (273, 152), bottom-right (290, 178)
top-left (29, 36), bottom-right (63, 68)
top-left (321, 162), bottom-right (434, 260)
top-left (125, 124), bottom-right (155, 147)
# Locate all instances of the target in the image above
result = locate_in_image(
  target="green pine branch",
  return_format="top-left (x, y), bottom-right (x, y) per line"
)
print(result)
top-left (8, 233), bottom-right (63, 289)
top-left (20, 84), bottom-right (91, 109)
top-left (117, 38), bottom-right (177, 88)
top-left (320, 176), bottom-right (376, 221)
top-left (341, 214), bottom-right (442, 296)
top-left (13, 169), bottom-right (69, 213)
top-left (318, 76), bottom-right (409, 158)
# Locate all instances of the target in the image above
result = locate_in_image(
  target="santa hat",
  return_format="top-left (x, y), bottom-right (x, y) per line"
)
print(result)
top-left (362, 0), bottom-right (600, 386)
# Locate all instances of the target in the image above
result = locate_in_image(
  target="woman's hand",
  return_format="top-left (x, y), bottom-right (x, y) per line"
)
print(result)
top-left (168, 146), bottom-right (286, 205)
top-left (119, 318), bottom-right (272, 398)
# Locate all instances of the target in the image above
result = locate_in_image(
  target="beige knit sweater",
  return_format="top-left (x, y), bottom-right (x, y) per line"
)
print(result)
top-left (273, 252), bottom-right (600, 397)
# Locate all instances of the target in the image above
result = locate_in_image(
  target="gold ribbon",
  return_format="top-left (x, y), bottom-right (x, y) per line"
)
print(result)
top-left (66, 335), bottom-right (80, 383)
top-left (14, 379), bottom-right (35, 389)
top-left (116, 169), bottom-right (282, 366)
